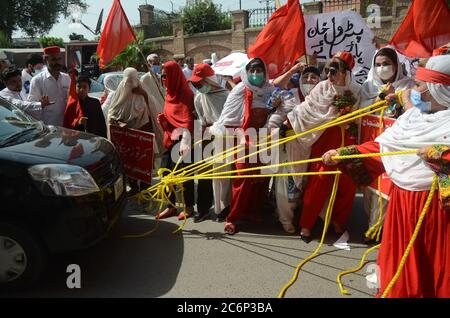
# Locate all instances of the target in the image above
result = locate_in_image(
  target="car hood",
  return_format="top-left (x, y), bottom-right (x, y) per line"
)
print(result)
top-left (2, 126), bottom-right (116, 169)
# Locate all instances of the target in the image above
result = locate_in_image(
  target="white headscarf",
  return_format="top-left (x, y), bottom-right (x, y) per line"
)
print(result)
top-left (104, 74), bottom-right (122, 93)
top-left (287, 71), bottom-right (361, 188)
top-left (426, 55), bottom-right (450, 107)
top-left (376, 55), bottom-right (450, 191)
top-left (209, 58), bottom-right (274, 135)
top-left (108, 67), bottom-right (150, 130)
top-left (360, 47), bottom-right (414, 107)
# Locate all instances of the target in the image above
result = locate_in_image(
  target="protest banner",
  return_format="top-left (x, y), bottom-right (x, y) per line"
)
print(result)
top-left (109, 125), bottom-right (154, 184)
top-left (304, 11), bottom-right (377, 84)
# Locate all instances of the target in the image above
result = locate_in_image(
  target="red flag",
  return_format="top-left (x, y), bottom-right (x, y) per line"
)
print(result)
top-left (390, 0), bottom-right (450, 58)
top-left (63, 67), bottom-right (84, 129)
top-left (96, 0), bottom-right (136, 68)
top-left (247, 0), bottom-right (306, 79)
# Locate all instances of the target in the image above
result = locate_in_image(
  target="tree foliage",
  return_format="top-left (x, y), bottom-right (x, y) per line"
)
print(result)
top-left (107, 31), bottom-right (157, 72)
top-left (0, 0), bottom-right (87, 40)
top-left (0, 31), bottom-right (12, 48)
top-left (181, 0), bottom-right (231, 35)
top-left (39, 36), bottom-right (65, 48)
top-left (69, 33), bottom-right (87, 41)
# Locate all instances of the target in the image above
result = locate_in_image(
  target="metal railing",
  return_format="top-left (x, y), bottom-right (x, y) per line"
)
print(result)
top-left (249, 7), bottom-right (277, 27)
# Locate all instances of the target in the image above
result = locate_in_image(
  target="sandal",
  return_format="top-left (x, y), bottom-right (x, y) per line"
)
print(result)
top-left (282, 224), bottom-right (296, 234)
top-left (224, 222), bottom-right (237, 235)
top-left (157, 207), bottom-right (178, 220)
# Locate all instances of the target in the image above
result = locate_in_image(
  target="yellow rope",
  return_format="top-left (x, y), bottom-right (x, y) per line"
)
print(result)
top-left (337, 244), bottom-right (381, 295)
top-left (277, 126), bottom-right (345, 298)
top-left (365, 109), bottom-right (386, 241)
top-left (278, 173), bottom-right (341, 298)
top-left (381, 175), bottom-right (438, 298)
top-left (123, 101), bottom-right (411, 241)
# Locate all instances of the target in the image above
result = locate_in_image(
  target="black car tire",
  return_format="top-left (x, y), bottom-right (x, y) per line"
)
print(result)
top-left (0, 222), bottom-right (47, 291)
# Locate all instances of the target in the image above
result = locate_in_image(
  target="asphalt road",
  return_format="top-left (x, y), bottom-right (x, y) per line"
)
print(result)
top-left (4, 194), bottom-right (378, 298)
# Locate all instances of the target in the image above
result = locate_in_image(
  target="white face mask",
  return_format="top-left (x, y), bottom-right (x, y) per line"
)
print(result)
top-left (375, 65), bottom-right (395, 81)
top-left (32, 68), bottom-right (43, 76)
top-left (300, 83), bottom-right (315, 97)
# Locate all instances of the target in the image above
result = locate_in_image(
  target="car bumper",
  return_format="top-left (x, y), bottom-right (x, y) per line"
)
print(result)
top-left (40, 175), bottom-right (127, 253)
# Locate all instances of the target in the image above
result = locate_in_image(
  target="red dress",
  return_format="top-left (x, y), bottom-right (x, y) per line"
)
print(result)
top-left (341, 141), bottom-right (450, 298)
top-left (300, 126), bottom-right (357, 230)
top-left (227, 88), bottom-right (270, 224)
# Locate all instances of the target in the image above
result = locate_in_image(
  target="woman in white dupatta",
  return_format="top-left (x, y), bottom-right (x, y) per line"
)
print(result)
top-left (286, 52), bottom-right (361, 242)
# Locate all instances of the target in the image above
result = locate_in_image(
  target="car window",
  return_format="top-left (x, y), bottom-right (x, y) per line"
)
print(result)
top-left (0, 97), bottom-right (44, 146)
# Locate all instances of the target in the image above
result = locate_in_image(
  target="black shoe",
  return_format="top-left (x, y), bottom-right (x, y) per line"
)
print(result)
top-left (216, 207), bottom-right (230, 222)
top-left (194, 211), bottom-right (210, 223)
top-left (299, 233), bottom-right (312, 244)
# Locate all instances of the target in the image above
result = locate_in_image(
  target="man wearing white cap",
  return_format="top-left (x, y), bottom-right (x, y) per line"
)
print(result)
top-left (141, 53), bottom-right (165, 108)
top-left (322, 55), bottom-right (450, 297)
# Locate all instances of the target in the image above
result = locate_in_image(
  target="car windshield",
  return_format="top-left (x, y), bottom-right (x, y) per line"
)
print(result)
top-left (0, 97), bottom-right (45, 147)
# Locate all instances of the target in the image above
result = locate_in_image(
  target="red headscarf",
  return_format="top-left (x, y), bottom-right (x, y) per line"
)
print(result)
top-left (63, 67), bottom-right (84, 129)
top-left (161, 61), bottom-right (195, 148)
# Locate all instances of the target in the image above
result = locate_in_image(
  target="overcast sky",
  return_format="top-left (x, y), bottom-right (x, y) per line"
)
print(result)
top-left (14, 0), bottom-right (299, 41)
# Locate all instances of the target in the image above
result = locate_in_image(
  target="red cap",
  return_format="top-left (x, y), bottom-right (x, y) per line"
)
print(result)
top-left (43, 46), bottom-right (61, 55)
top-left (333, 51), bottom-right (355, 70)
top-left (189, 63), bottom-right (215, 83)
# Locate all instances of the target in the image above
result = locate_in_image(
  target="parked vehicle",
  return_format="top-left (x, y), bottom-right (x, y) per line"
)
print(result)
top-left (0, 97), bottom-right (126, 290)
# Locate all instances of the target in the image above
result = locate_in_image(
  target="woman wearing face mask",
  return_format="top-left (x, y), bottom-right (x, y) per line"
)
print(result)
top-left (361, 47), bottom-right (414, 112)
top-left (208, 58), bottom-right (274, 234)
top-left (322, 55), bottom-right (450, 297)
top-left (286, 51), bottom-right (361, 242)
top-left (188, 63), bottom-right (231, 222)
top-left (360, 48), bottom-right (415, 244)
top-left (267, 65), bottom-right (322, 233)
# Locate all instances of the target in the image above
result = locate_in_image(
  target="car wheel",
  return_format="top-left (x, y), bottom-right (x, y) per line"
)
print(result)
top-left (0, 222), bottom-right (47, 291)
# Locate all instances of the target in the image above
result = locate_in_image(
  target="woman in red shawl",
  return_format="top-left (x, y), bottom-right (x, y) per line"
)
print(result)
top-left (157, 61), bottom-right (196, 220)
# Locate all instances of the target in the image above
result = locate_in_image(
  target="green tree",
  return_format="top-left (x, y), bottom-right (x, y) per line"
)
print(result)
top-left (107, 31), bottom-right (157, 72)
top-left (181, 0), bottom-right (231, 35)
top-left (69, 33), bottom-right (86, 41)
top-left (39, 36), bottom-right (65, 48)
top-left (0, 31), bottom-right (12, 48)
top-left (0, 0), bottom-right (87, 40)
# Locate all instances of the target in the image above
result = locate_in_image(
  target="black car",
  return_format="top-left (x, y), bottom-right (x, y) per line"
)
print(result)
top-left (0, 97), bottom-right (126, 290)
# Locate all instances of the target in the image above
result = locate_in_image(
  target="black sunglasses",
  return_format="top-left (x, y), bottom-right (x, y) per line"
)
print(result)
top-left (324, 67), bottom-right (338, 76)
top-left (161, 74), bottom-right (167, 79)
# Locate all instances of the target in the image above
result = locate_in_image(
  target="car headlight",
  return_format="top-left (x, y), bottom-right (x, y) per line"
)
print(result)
top-left (28, 164), bottom-right (100, 196)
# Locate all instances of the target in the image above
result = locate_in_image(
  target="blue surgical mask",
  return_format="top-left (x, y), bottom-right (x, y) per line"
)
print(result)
top-left (410, 89), bottom-right (432, 113)
top-left (198, 84), bottom-right (211, 94)
top-left (249, 73), bottom-right (264, 86)
top-left (151, 65), bottom-right (161, 74)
